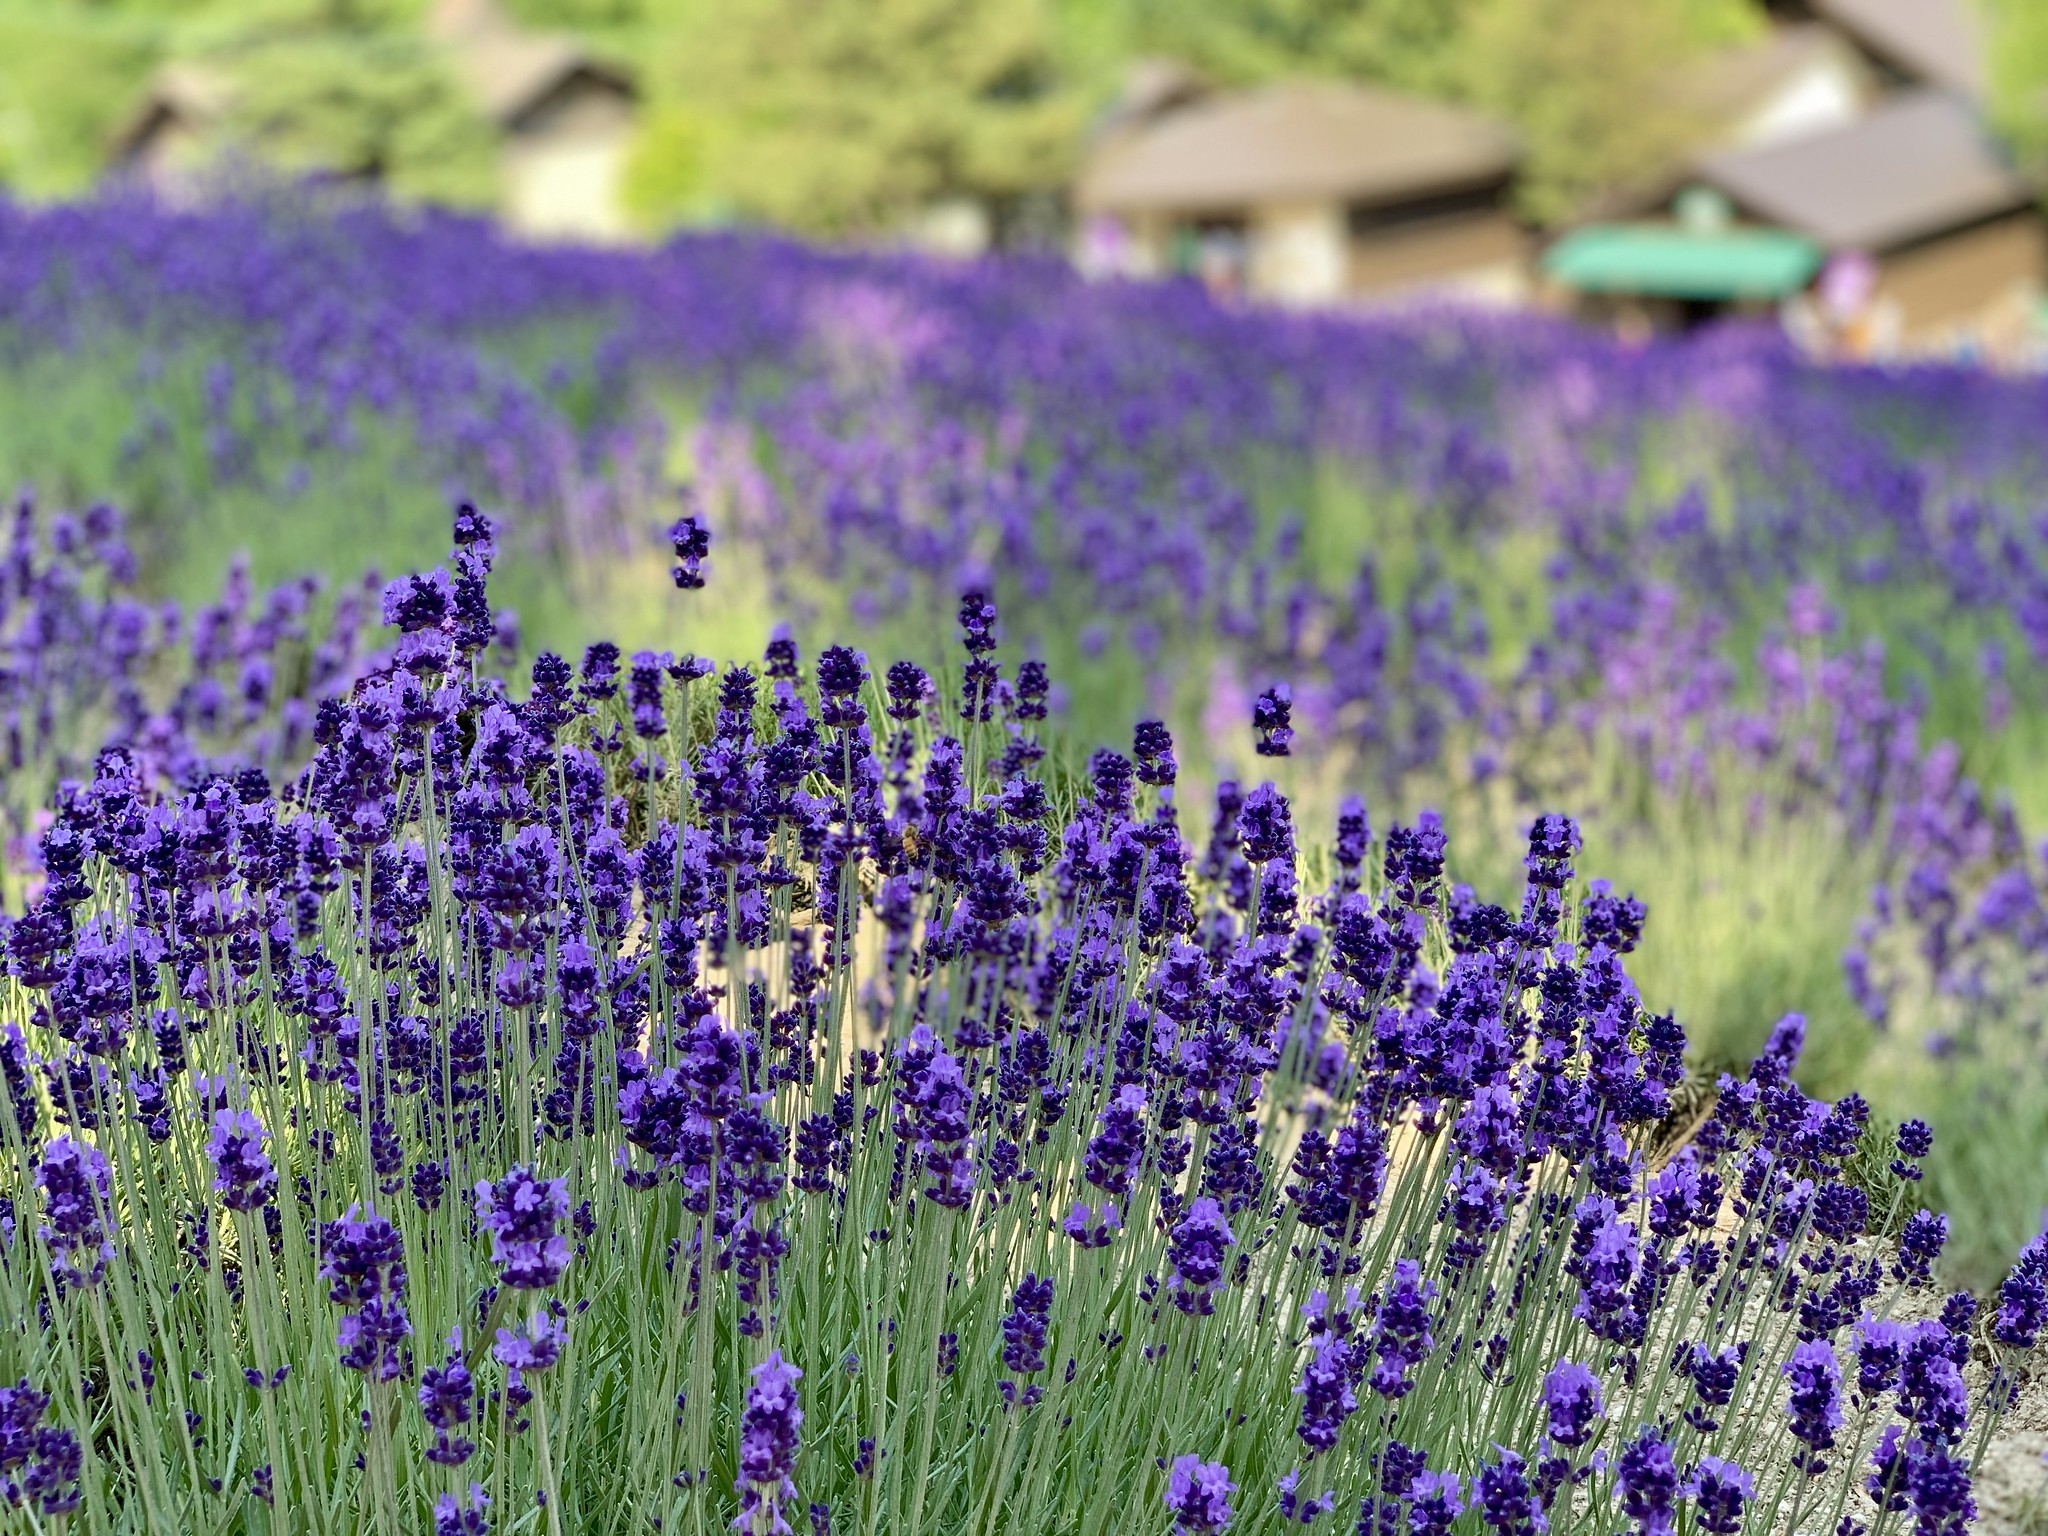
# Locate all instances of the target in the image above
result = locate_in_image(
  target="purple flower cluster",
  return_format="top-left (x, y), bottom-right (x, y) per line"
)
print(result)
top-left (207, 1108), bottom-right (276, 1213)
top-left (0, 1381), bottom-right (81, 1516)
top-left (35, 1136), bottom-right (114, 1288)
top-left (319, 1206), bottom-right (412, 1382)
top-left (0, 496), bottom-right (2035, 1536)
top-left (1165, 1454), bottom-right (1236, 1533)
top-left (474, 1167), bottom-right (570, 1291)
top-left (735, 1352), bottom-right (803, 1534)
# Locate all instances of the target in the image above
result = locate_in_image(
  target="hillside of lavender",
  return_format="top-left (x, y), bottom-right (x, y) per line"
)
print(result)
top-left (1, 190), bottom-right (2048, 1533)
top-left (4, 194), bottom-right (2044, 1287)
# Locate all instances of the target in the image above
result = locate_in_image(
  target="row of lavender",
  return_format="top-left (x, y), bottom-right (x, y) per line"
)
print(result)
top-left (5, 197), bottom-right (2045, 1133)
top-left (4, 195), bottom-right (2031, 1011)
top-left (2, 507), bottom-right (2042, 1534)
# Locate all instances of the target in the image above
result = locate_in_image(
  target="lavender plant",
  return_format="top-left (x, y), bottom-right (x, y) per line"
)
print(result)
top-left (0, 494), bottom-right (396, 901)
top-left (0, 505), bottom-right (2035, 1535)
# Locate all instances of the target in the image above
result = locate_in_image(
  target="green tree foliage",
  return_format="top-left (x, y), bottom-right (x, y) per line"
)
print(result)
top-left (651, 0), bottom-right (1085, 236)
top-left (0, 9), bottom-right (159, 197)
top-left (1460, 0), bottom-right (1758, 225)
top-left (1095, 0), bottom-right (1479, 96)
top-left (620, 98), bottom-right (712, 229)
top-left (1983, 0), bottom-right (2048, 172)
top-left (216, 31), bottom-right (498, 205)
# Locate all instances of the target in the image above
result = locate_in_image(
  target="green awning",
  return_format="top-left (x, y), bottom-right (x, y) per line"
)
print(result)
top-left (1543, 224), bottom-right (1824, 301)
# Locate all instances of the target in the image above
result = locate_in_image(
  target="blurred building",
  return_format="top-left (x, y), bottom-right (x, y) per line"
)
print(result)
top-left (1546, 0), bottom-right (2039, 353)
top-left (1683, 23), bottom-right (1876, 151)
top-left (1763, 0), bottom-right (1986, 101)
top-left (107, 65), bottom-right (238, 189)
top-left (428, 0), bottom-right (638, 242)
top-left (1074, 79), bottom-right (1522, 306)
top-left (109, 0), bottom-right (637, 242)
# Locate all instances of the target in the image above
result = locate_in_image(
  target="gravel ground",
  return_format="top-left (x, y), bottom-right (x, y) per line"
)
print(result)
top-left (1977, 1355), bottom-right (2048, 1535)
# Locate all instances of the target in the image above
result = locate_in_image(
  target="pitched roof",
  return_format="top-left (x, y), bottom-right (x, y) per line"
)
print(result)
top-left (1811, 0), bottom-right (1985, 99)
top-left (1682, 23), bottom-right (1874, 147)
top-left (445, 29), bottom-right (632, 127)
top-left (1075, 81), bottom-right (1516, 216)
top-left (1693, 89), bottom-right (2028, 251)
top-left (430, 0), bottom-right (632, 128)
top-left (108, 63), bottom-right (236, 159)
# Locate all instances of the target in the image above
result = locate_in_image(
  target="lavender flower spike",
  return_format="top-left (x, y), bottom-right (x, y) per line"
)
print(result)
top-left (1165, 1454), bottom-right (1236, 1533)
top-left (475, 1166), bottom-right (571, 1290)
top-left (207, 1108), bottom-right (277, 1213)
top-left (735, 1351), bottom-right (802, 1535)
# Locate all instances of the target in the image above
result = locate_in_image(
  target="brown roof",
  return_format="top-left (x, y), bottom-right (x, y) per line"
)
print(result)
top-left (1682, 23), bottom-right (1874, 140)
top-left (108, 63), bottom-right (236, 159)
top-left (1694, 89), bottom-right (2028, 251)
top-left (1075, 81), bottom-right (1516, 216)
top-left (445, 29), bottom-right (633, 127)
top-left (1812, 0), bottom-right (1985, 98)
top-left (1092, 59), bottom-right (1210, 145)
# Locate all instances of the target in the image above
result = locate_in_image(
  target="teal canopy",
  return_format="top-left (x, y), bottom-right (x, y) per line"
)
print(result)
top-left (1543, 224), bottom-right (1824, 301)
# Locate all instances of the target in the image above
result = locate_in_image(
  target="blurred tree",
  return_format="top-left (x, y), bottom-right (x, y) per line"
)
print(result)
top-left (217, 31), bottom-right (499, 204)
top-left (1460, 0), bottom-right (1757, 226)
top-left (621, 98), bottom-right (713, 230)
top-left (0, 10), bottom-right (159, 196)
top-left (1096, 0), bottom-right (1478, 95)
top-left (1984, 0), bottom-right (2048, 174)
top-left (654, 0), bottom-right (1086, 237)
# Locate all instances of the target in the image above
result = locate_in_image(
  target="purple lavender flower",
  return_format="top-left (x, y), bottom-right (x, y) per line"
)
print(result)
top-left (1906, 1442), bottom-right (1975, 1535)
top-left (1384, 813), bottom-right (1447, 908)
top-left (1408, 1469), bottom-right (1463, 1536)
top-left (1890, 1118), bottom-right (1933, 1181)
top-left (1133, 720), bottom-right (1177, 786)
top-left (492, 1314), bottom-right (566, 1378)
top-left (1332, 796), bottom-right (1370, 891)
top-left (1367, 1261), bottom-right (1435, 1400)
top-left (207, 1108), bottom-right (276, 1213)
top-left (1062, 1200), bottom-right (1121, 1248)
top-left (1475, 1450), bottom-right (1546, 1536)
top-left (1617, 1429), bottom-right (1679, 1536)
top-left (1165, 1455), bottom-right (1235, 1533)
top-left (1253, 685), bottom-right (1293, 757)
top-left (474, 1167), bottom-right (571, 1290)
top-left (884, 661), bottom-right (930, 722)
top-left (1239, 783), bottom-right (1294, 866)
top-left (734, 1351), bottom-right (802, 1535)
top-left (0, 1381), bottom-right (50, 1471)
top-left (435, 1484), bottom-right (491, 1536)
top-left (1854, 1317), bottom-right (1907, 1402)
top-left (1166, 1198), bottom-right (1235, 1316)
top-left (1687, 1456), bottom-right (1752, 1535)
top-left (1541, 1360), bottom-right (1602, 1448)
top-left (668, 513), bottom-right (710, 590)
top-left (420, 1330), bottom-right (477, 1466)
top-left (319, 1205), bottom-right (411, 1382)
top-left (1995, 1232), bottom-right (2048, 1347)
top-left (1523, 814), bottom-right (1580, 888)
top-left (1783, 1339), bottom-right (1843, 1472)
top-left (9, 1424), bottom-right (80, 1517)
top-left (1899, 1322), bottom-right (1969, 1445)
top-left (1000, 1273), bottom-right (1054, 1378)
top-left (816, 646), bottom-right (867, 728)
top-left (0, 1381), bottom-right (79, 1516)
top-left (1294, 1331), bottom-right (1358, 1454)
top-left (1894, 1210), bottom-right (1948, 1287)
top-left (1274, 1467), bottom-right (1335, 1523)
top-left (35, 1136), bottom-right (115, 1288)
top-left (1084, 1084), bottom-right (1147, 1198)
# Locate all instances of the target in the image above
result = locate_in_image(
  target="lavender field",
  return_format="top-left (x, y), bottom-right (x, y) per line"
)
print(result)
top-left (2, 192), bottom-right (2047, 1533)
